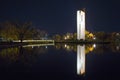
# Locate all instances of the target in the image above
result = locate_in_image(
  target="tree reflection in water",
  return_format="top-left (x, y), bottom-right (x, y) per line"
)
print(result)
top-left (55, 43), bottom-right (120, 54)
top-left (55, 43), bottom-right (95, 54)
top-left (0, 46), bottom-right (48, 66)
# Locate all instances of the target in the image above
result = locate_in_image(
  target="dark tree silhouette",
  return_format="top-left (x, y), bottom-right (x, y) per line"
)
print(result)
top-left (15, 22), bottom-right (33, 42)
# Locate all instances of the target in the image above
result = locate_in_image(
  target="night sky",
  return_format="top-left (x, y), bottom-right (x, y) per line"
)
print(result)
top-left (0, 0), bottom-right (120, 34)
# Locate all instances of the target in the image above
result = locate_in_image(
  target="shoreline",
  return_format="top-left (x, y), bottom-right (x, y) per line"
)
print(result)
top-left (54, 41), bottom-right (111, 44)
top-left (0, 41), bottom-right (116, 45)
top-left (0, 41), bottom-right (119, 48)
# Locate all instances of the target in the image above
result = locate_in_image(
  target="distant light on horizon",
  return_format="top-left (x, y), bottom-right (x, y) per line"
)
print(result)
top-left (93, 44), bottom-right (96, 48)
top-left (93, 37), bottom-right (96, 40)
top-left (65, 44), bottom-right (67, 48)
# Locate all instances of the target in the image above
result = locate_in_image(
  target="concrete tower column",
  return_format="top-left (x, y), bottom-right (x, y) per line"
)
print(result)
top-left (77, 10), bottom-right (85, 40)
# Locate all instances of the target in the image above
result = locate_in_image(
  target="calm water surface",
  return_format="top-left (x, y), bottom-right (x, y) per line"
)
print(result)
top-left (0, 43), bottom-right (120, 80)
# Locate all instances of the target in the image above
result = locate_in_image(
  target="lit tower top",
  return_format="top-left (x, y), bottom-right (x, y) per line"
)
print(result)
top-left (77, 10), bottom-right (85, 40)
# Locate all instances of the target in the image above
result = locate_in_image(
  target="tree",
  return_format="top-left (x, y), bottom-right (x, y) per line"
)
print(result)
top-left (0, 21), bottom-right (18, 40)
top-left (0, 21), bottom-right (48, 42)
top-left (33, 29), bottom-right (47, 40)
top-left (73, 33), bottom-right (77, 40)
top-left (15, 22), bottom-right (33, 42)
top-left (53, 34), bottom-right (61, 42)
top-left (94, 32), bottom-right (106, 41)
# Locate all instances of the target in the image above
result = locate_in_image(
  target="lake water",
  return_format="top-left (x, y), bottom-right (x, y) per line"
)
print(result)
top-left (0, 43), bottom-right (120, 80)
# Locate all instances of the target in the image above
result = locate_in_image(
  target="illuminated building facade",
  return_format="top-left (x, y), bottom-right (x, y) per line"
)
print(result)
top-left (77, 10), bottom-right (85, 40)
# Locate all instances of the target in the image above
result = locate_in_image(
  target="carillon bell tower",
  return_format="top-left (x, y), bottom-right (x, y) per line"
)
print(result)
top-left (77, 10), bottom-right (85, 40)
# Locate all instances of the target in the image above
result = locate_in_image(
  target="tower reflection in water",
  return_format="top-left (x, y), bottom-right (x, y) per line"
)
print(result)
top-left (77, 45), bottom-right (85, 75)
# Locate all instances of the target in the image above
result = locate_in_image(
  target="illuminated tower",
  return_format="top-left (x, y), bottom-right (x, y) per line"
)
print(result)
top-left (77, 10), bottom-right (85, 40)
top-left (77, 45), bottom-right (85, 75)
